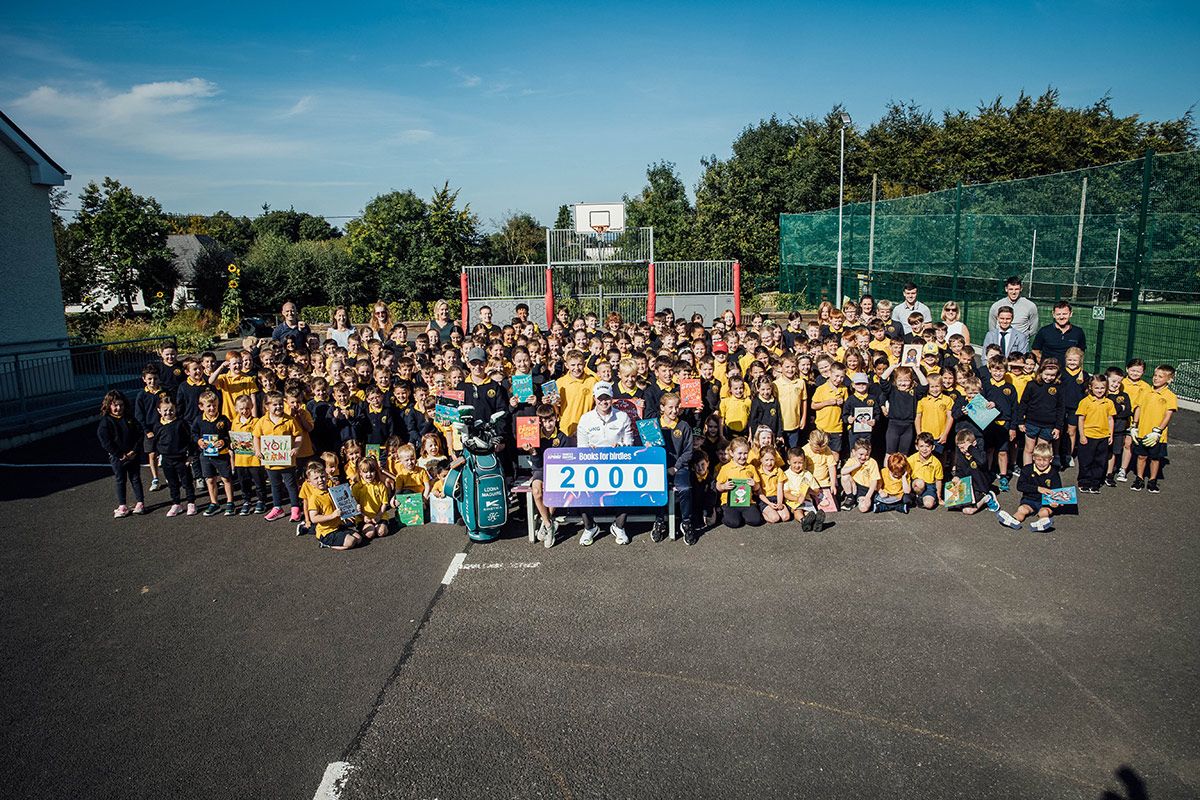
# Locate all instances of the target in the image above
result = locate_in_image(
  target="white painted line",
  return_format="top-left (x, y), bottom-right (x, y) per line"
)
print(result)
top-left (313, 761), bottom-right (353, 800)
top-left (0, 463), bottom-right (109, 468)
top-left (459, 561), bottom-right (541, 570)
top-left (441, 552), bottom-right (468, 585)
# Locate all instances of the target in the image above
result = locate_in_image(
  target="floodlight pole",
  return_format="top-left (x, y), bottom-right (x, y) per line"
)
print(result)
top-left (836, 121), bottom-right (847, 307)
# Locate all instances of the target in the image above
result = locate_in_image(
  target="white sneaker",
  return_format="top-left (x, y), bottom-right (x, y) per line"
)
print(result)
top-left (997, 510), bottom-right (1021, 530)
top-left (543, 521), bottom-right (556, 549)
top-left (149, 478), bottom-right (161, 492)
top-left (535, 521), bottom-right (549, 542)
top-left (1030, 517), bottom-right (1053, 533)
top-left (610, 524), bottom-right (630, 545)
top-left (580, 527), bottom-right (598, 546)
top-left (1116, 469), bottom-right (1127, 482)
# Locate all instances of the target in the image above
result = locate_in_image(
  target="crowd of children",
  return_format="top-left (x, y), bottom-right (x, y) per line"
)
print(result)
top-left (98, 296), bottom-right (1181, 549)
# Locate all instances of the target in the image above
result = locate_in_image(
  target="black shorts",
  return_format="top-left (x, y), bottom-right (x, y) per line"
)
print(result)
top-left (1132, 440), bottom-right (1166, 460)
top-left (825, 433), bottom-right (844, 455)
top-left (144, 432), bottom-right (157, 453)
top-left (984, 425), bottom-right (1009, 450)
top-left (200, 455), bottom-right (233, 480)
top-left (1020, 494), bottom-right (1042, 510)
top-left (318, 527), bottom-right (356, 548)
top-left (530, 468), bottom-right (545, 483)
top-left (854, 483), bottom-right (871, 498)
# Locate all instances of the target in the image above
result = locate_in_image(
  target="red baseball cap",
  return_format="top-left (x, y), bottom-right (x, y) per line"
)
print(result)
top-left (712, 342), bottom-right (729, 353)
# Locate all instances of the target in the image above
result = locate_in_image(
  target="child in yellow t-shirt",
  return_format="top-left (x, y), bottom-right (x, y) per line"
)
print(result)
top-left (714, 437), bottom-right (763, 529)
top-left (719, 376), bottom-right (752, 439)
top-left (230, 394), bottom-right (267, 515)
top-left (391, 443), bottom-right (432, 503)
top-left (907, 433), bottom-right (945, 509)
top-left (874, 453), bottom-right (912, 513)
top-left (782, 446), bottom-right (826, 532)
top-left (756, 448), bottom-right (789, 524)
top-left (301, 462), bottom-right (361, 550)
top-left (352, 456), bottom-right (395, 539)
top-left (839, 439), bottom-right (879, 513)
top-left (803, 429), bottom-right (839, 491)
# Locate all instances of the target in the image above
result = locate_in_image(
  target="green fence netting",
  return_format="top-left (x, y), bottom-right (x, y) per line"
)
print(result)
top-left (780, 150), bottom-right (1200, 400)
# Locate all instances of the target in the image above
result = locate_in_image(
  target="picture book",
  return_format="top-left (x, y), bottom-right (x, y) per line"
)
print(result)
top-left (636, 418), bottom-right (665, 447)
top-left (511, 374), bottom-right (534, 403)
top-left (395, 492), bottom-right (425, 526)
top-left (328, 482), bottom-right (360, 520)
top-left (258, 434), bottom-right (294, 467)
top-left (612, 397), bottom-right (644, 420)
top-left (729, 479), bottom-right (753, 508)
top-left (680, 379), bottom-right (702, 409)
top-left (943, 476), bottom-right (975, 508)
top-left (365, 443), bottom-right (383, 462)
top-left (902, 344), bottom-right (922, 367)
top-left (516, 415), bottom-right (540, 450)
top-left (199, 434), bottom-right (219, 457)
top-left (965, 393), bottom-right (1000, 430)
top-left (816, 488), bottom-right (838, 514)
top-left (1042, 486), bottom-right (1078, 506)
top-left (851, 406), bottom-right (874, 434)
top-left (430, 493), bottom-right (455, 524)
top-left (540, 379), bottom-right (559, 400)
top-left (230, 431), bottom-right (254, 458)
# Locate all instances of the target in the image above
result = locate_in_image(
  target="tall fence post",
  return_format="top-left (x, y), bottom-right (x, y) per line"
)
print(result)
top-left (1093, 315), bottom-right (1105, 373)
top-left (1071, 175), bottom-right (1088, 301)
top-left (733, 261), bottom-right (742, 326)
top-left (459, 271), bottom-right (469, 333)
top-left (867, 173), bottom-right (877, 286)
top-left (952, 181), bottom-right (963, 298)
top-left (1125, 150), bottom-right (1155, 362)
top-left (544, 267), bottom-right (554, 329)
top-left (14, 353), bottom-right (27, 421)
top-left (99, 348), bottom-right (108, 391)
top-left (646, 262), bottom-right (657, 324)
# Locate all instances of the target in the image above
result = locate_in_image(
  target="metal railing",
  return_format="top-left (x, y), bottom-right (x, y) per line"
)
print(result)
top-left (0, 336), bottom-right (176, 437)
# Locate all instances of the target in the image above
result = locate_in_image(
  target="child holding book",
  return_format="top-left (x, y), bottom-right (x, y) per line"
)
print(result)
top-left (230, 394), bottom-right (267, 515)
top-left (195, 390), bottom-right (235, 516)
top-left (715, 437), bottom-right (763, 528)
top-left (999, 441), bottom-right (1062, 532)
top-left (254, 390), bottom-right (304, 522)
top-left (803, 429), bottom-right (839, 500)
top-left (301, 462), bottom-right (362, 550)
top-left (950, 430), bottom-right (1001, 517)
top-left (391, 443), bottom-right (432, 521)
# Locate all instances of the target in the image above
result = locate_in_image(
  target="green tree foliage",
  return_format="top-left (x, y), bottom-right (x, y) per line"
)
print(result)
top-left (625, 161), bottom-right (695, 261)
top-left (252, 206), bottom-right (341, 243)
top-left (51, 188), bottom-right (90, 305)
top-left (237, 235), bottom-right (360, 312)
top-left (554, 204), bottom-right (573, 230)
top-left (165, 211), bottom-right (255, 258)
top-left (71, 178), bottom-right (174, 312)
top-left (346, 184), bottom-right (481, 301)
top-left (486, 212), bottom-right (545, 264)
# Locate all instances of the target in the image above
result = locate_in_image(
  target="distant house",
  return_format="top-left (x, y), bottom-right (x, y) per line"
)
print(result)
top-left (0, 108), bottom-right (71, 355)
top-left (64, 233), bottom-right (228, 313)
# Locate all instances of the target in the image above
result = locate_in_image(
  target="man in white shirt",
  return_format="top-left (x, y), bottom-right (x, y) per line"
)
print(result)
top-left (988, 276), bottom-right (1039, 337)
top-left (575, 381), bottom-right (633, 545)
top-left (891, 283), bottom-right (932, 334)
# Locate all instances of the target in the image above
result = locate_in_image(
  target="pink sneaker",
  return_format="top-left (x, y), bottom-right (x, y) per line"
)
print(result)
top-left (264, 507), bottom-right (286, 521)
top-left (167, 504), bottom-right (182, 517)
top-left (113, 505), bottom-right (130, 519)
top-left (289, 507), bottom-right (302, 522)
top-left (132, 502), bottom-right (146, 515)
top-left (186, 503), bottom-right (198, 516)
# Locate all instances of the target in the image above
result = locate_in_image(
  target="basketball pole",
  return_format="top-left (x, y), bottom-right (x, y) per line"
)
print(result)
top-left (459, 271), bottom-right (469, 333)
top-left (647, 261), bottom-right (657, 325)
top-left (836, 119), bottom-right (847, 307)
top-left (544, 267), bottom-right (554, 329)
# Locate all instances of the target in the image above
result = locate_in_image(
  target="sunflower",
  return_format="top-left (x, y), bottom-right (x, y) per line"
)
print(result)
top-left (228, 279), bottom-right (239, 289)
top-left (227, 263), bottom-right (238, 273)
top-left (155, 291), bottom-right (164, 299)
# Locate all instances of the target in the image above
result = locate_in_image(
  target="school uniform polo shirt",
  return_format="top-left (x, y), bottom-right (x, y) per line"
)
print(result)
top-left (1076, 395), bottom-right (1116, 439)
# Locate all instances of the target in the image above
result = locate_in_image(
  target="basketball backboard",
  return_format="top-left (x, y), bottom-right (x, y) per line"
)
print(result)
top-left (573, 202), bottom-right (625, 234)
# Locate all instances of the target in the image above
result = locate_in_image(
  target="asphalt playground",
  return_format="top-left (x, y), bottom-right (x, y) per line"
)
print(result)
top-left (2, 416), bottom-right (1198, 799)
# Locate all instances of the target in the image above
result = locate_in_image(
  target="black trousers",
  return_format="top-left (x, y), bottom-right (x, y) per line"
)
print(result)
top-left (161, 457), bottom-right (195, 504)
top-left (722, 504), bottom-right (763, 528)
top-left (1077, 438), bottom-right (1110, 489)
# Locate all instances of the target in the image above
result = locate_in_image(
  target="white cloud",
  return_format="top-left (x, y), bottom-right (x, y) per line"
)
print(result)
top-left (283, 94), bottom-right (315, 117)
top-left (395, 128), bottom-right (434, 143)
top-left (11, 78), bottom-right (306, 160)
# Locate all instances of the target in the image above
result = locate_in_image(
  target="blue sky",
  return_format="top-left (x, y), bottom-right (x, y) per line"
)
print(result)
top-left (4, 1), bottom-right (1198, 230)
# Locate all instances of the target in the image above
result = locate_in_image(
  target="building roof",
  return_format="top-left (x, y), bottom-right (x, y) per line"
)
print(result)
top-left (0, 107), bottom-right (70, 186)
top-left (167, 234), bottom-right (227, 284)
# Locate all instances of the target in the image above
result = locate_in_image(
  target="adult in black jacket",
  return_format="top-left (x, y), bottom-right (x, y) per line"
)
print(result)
top-left (97, 390), bottom-right (145, 515)
top-left (458, 347), bottom-right (510, 445)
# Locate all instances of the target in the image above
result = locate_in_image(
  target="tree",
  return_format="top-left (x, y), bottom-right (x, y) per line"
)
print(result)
top-left (165, 211), bottom-right (256, 257)
top-left (554, 204), bottom-right (573, 230)
top-left (625, 162), bottom-right (694, 261)
top-left (487, 212), bottom-right (545, 264)
top-left (72, 178), bottom-right (173, 313)
top-left (51, 188), bottom-right (91, 305)
top-left (252, 207), bottom-right (341, 243)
